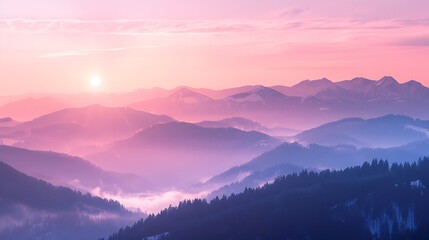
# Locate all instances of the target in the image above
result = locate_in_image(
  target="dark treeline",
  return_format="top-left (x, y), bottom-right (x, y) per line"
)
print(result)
top-left (108, 158), bottom-right (429, 240)
top-left (0, 161), bottom-right (125, 212)
top-left (0, 161), bottom-right (139, 240)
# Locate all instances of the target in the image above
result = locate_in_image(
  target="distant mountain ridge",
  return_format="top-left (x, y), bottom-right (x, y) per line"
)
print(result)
top-left (196, 117), bottom-right (301, 137)
top-left (0, 145), bottom-right (148, 193)
top-left (207, 138), bottom-right (429, 198)
top-left (87, 121), bottom-right (280, 188)
top-left (129, 76), bottom-right (429, 129)
top-left (295, 114), bottom-right (429, 148)
top-left (1, 76), bottom-right (428, 129)
top-left (274, 76), bottom-right (429, 99)
top-left (129, 85), bottom-right (324, 128)
top-left (0, 105), bottom-right (174, 155)
top-left (197, 117), bottom-right (270, 133)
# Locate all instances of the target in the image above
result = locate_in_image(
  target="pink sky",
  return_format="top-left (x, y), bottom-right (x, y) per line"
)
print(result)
top-left (1, 0), bottom-right (429, 94)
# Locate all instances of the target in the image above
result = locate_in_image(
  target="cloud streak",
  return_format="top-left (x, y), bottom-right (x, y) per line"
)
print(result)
top-left (2, 18), bottom-right (427, 35)
top-left (38, 45), bottom-right (161, 58)
top-left (397, 36), bottom-right (429, 47)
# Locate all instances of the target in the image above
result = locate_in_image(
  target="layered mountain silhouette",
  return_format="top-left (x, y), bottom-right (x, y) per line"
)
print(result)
top-left (197, 117), bottom-right (270, 132)
top-left (273, 76), bottom-right (429, 99)
top-left (184, 85), bottom-right (263, 99)
top-left (196, 117), bottom-right (300, 137)
top-left (295, 115), bottom-right (429, 148)
top-left (87, 121), bottom-right (279, 188)
top-left (0, 76), bottom-right (428, 240)
top-left (0, 145), bottom-right (148, 193)
top-left (207, 139), bottom-right (429, 197)
top-left (0, 105), bottom-right (173, 155)
top-left (129, 86), bottom-right (326, 128)
top-left (272, 78), bottom-right (334, 97)
top-left (2, 76), bottom-right (428, 129)
top-left (205, 162), bottom-right (304, 199)
top-left (0, 161), bottom-right (140, 240)
top-left (129, 88), bottom-right (223, 122)
top-left (127, 77), bottom-right (429, 129)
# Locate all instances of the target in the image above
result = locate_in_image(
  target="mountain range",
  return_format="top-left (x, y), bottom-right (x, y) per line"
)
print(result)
top-left (87, 121), bottom-right (280, 188)
top-left (0, 145), bottom-right (148, 194)
top-left (128, 86), bottom-right (325, 128)
top-left (0, 105), bottom-right (173, 155)
top-left (2, 76), bottom-right (429, 129)
top-left (206, 137), bottom-right (429, 198)
top-left (272, 76), bottom-right (429, 99)
top-left (1, 76), bottom-right (429, 240)
top-left (127, 77), bottom-right (429, 129)
top-left (295, 114), bottom-right (429, 148)
top-left (196, 117), bottom-right (301, 137)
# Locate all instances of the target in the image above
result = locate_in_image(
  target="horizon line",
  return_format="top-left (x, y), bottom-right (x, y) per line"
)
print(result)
top-left (0, 75), bottom-right (424, 97)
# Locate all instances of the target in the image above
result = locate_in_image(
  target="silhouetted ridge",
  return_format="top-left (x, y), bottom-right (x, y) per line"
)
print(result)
top-left (0, 145), bottom-right (146, 193)
top-left (0, 161), bottom-right (125, 212)
top-left (296, 114), bottom-right (429, 148)
top-left (253, 86), bottom-right (285, 98)
top-left (404, 80), bottom-right (423, 87)
top-left (169, 87), bottom-right (214, 102)
top-left (124, 121), bottom-right (273, 146)
top-left (0, 161), bottom-right (139, 240)
top-left (377, 76), bottom-right (399, 87)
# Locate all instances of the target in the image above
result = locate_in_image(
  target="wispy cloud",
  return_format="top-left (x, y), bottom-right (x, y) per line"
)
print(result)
top-left (397, 36), bottom-right (429, 47)
top-left (91, 187), bottom-right (209, 213)
top-left (2, 18), bottom-right (427, 35)
top-left (2, 17), bottom-right (429, 93)
top-left (38, 45), bottom-right (161, 58)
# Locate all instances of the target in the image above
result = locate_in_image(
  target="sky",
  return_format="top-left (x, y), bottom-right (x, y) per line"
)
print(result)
top-left (1, 0), bottom-right (429, 94)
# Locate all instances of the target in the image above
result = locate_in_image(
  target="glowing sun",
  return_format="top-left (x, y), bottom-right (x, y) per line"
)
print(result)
top-left (90, 75), bottom-right (102, 88)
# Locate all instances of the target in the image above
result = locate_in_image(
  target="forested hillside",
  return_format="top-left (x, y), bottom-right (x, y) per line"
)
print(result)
top-left (108, 158), bottom-right (429, 240)
top-left (0, 161), bottom-right (139, 240)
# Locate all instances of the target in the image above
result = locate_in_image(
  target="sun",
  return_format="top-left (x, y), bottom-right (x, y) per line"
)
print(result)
top-left (90, 75), bottom-right (102, 88)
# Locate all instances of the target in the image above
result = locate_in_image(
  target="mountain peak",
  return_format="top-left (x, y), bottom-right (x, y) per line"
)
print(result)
top-left (376, 76), bottom-right (399, 87)
top-left (227, 86), bottom-right (285, 102)
top-left (318, 77), bottom-right (332, 83)
top-left (350, 77), bottom-right (372, 83)
top-left (295, 78), bottom-right (333, 87)
top-left (404, 80), bottom-right (423, 87)
top-left (169, 87), bottom-right (213, 103)
top-left (253, 86), bottom-right (285, 97)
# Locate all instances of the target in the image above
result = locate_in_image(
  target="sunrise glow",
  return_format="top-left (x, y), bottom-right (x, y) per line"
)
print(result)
top-left (1, 1), bottom-right (429, 240)
top-left (0, 1), bottom-right (429, 94)
top-left (90, 75), bottom-right (102, 88)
